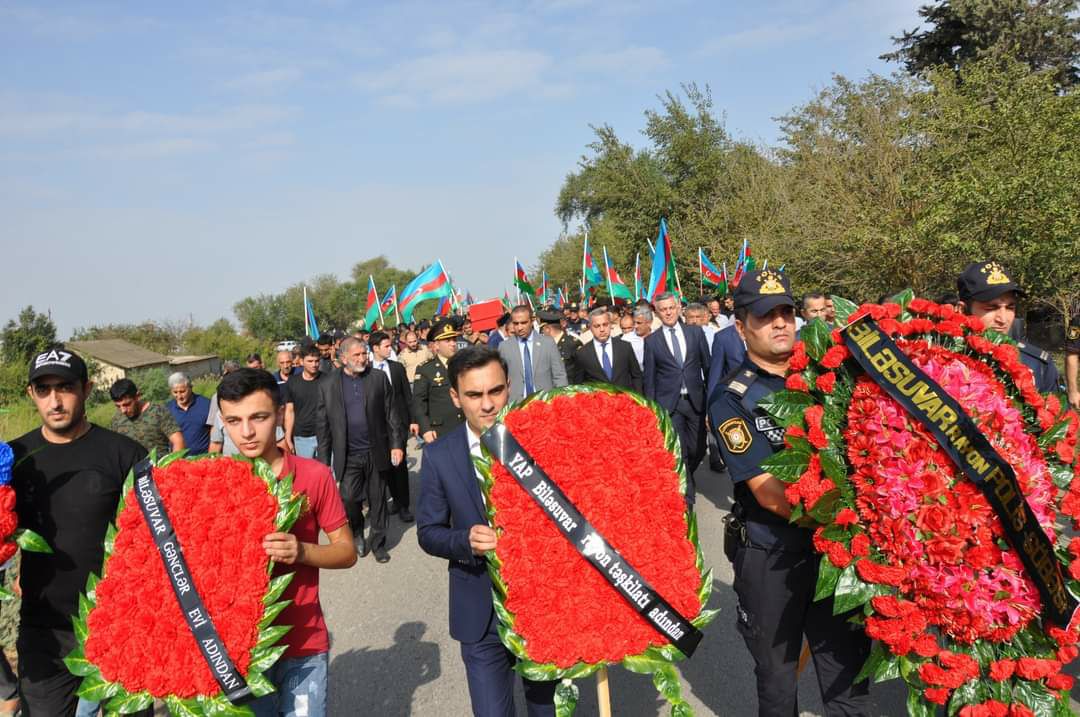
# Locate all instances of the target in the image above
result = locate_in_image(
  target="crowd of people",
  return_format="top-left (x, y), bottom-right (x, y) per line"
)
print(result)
top-left (4, 260), bottom-right (1079, 716)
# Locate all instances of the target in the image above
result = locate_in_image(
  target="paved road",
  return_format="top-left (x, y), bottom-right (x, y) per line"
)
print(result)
top-left (319, 443), bottom-right (1071, 716)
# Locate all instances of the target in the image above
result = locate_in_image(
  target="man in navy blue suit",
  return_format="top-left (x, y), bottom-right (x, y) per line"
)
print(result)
top-left (643, 292), bottom-right (711, 505)
top-left (707, 323), bottom-right (746, 406)
top-left (417, 346), bottom-right (556, 717)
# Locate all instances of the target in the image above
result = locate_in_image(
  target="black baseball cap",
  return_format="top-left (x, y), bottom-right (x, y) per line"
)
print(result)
top-left (957, 261), bottom-right (1024, 302)
top-left (733, 270), bottom-right (796, 317)
top-left (28, 346), bottom-right (89, 384)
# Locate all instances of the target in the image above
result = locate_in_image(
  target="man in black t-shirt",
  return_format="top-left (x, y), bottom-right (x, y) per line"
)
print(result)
top-left (284, 344), bottom-right (325, 459)
top-left (11, 347), bottom-right (146, 717)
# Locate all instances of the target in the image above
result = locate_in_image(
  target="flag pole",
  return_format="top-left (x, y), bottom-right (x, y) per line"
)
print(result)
top-left (603, 246), bottom-right (614, 301)
top-left (597, 667), bottom-right (612, 717)
top-left (393, 287), bottom-right (401, 326)
top-left (634, 253), bottom-right (641, 303)
top-left (698, 248), bottom-right (703, 299)
top-left (303, 286), bottom-right (310, 338)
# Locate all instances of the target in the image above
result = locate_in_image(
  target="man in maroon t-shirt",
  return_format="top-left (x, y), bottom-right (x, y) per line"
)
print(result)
top-left (217, 369), bottom-right (356, 717)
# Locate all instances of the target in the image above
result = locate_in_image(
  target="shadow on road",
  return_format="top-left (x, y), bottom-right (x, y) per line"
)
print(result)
top-left (328, 621), bottom-right (440, 716)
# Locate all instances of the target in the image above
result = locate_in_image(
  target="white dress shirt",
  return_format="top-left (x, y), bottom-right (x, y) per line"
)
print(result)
top-left (661, 322), bottom-right (687, 361)
top-left (593, 339), bottom-right (612, 369)
top-left (621, 333), bottom-right (645, 368)
top-left (466, 423), bottom-right (486, 505)
top-left (374, 359), bottom-right (392, 384)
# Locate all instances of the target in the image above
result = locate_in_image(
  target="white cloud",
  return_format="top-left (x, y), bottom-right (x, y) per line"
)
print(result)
top-left (354, 49), bottom-right (553, 104)
top-left (81, 137), bottom-right (216, 160)
top-left (572, 46), bottom-right (669, 75)
top-left (223, 67), bottom-right (304, 93)
top-left (0, 100), bottom-right (295, 138)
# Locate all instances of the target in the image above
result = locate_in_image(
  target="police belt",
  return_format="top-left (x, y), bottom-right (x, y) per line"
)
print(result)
top-left (842, 316), bottom-right (1077, 627)
top-left (132, 459), bottom-right (254, 704)
top-left (481, 423), bottom-right (704, 657)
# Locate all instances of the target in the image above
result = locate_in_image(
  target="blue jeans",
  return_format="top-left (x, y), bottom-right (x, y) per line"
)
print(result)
top-left (75, 698), bottom-right (100, 717)
top-left (293, 435), bottom-right (318, 460)
top-left (250, 652), bottom-right (328, 717)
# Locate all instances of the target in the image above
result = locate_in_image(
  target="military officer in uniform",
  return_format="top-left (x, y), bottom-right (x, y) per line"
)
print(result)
top-left (538, 309), bottom-right (581, 380)
top-left (709, 269), bottom-right (871, 716)
top-left (565, 304), bottom-right (587, 336)
top-left (957, 261), bottom-right (1061, 394)
top-left (412, 319), bottom-right (465, 443)
top-left (1065, 307), bottom-right (1079, 411)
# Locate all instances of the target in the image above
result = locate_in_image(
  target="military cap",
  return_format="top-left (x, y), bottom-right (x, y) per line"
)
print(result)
top-left (418, 320), bottom-right (431, 330)
top-left (733, 269), bottom-right (795, 317)
top-left (957, 260), bottom-right (1024, 302)
top-left (537, 309), bottom-right (562, 325)
top-left (567, 303), bottom-right (580, 311)
top-left (430, 319), bottom-right (461, 342)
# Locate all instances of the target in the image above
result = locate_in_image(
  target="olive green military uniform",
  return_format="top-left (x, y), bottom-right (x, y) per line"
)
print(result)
top-left (412, 356), bottom-right (464, 438)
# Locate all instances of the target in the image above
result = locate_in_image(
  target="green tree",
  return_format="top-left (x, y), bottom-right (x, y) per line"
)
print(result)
top-left (70, 321), bottom-right (182, 355)
top-left (882, 0), bottom-right (1080, 87)
top-left (182, 319), bottom-right (269, 363)
top-left (1, 306), bottom-right (58, 365)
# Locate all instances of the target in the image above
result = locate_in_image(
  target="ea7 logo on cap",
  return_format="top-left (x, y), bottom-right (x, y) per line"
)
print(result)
top-left (35, 349), bottom-right (73, 369)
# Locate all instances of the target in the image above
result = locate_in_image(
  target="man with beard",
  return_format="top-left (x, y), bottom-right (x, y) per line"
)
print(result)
top-left (11, 348), bottom-right (149, 716)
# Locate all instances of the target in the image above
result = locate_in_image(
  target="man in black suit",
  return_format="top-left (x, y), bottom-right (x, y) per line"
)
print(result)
top-left (574, 306), bottom-right (642, 392)
top-left (370, 330), bottom-right (415, 523)
top-left (643, 292), bottom-right (710, 505)
top-left (316, 337), bottom-right (404, 562)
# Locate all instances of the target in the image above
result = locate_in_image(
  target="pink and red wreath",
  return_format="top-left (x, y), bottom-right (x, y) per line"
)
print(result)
top-left (477, 386), bottom-right (717, 715)
top-left (763, 294), bottom-right (1080, 717)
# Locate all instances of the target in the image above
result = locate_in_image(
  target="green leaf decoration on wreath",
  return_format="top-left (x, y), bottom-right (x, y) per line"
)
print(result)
top-left (474, 384), bottom-right (716, 716)
top-left (67, 454), bottom-right (306, 716)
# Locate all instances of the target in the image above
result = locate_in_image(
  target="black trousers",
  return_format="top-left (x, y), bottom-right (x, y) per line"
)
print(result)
top-left (340, 452), bottom-right (388, 549)
top-left (17, 627), bottom-right (154, 717)
top-left (387, 460), bottom-right (410, 511)
top-left (670, 395), bottom-right (706, 504)
top-left (733, 539), bottom-right (871, 717)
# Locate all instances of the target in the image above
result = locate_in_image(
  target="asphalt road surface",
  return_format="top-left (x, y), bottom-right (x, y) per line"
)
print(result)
top-left (319, 442), bottom-right (1075, 716)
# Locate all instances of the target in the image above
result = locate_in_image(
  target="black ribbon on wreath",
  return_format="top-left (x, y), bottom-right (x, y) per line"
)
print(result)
top-left (841, 316), bottom-right (1078, 627)
top-left (132, 459), bottom-right (254, 704)
top-left (482, 423), bottom-right (703, 657)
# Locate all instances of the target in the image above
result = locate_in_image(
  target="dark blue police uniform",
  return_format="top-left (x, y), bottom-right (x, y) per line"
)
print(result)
top-left (709, 269), bottom-right (870, 717)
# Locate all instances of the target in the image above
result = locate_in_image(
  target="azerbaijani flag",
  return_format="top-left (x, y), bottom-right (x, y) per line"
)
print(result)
top-left (514, 260), bottom-right (536, 297)
top-left (554, 287), bottom-right (564, 309)
top-left (400, 261), bottom-right (452, 323)
top-left (732, 238), bottom-right (748, 287)
top-left (502, 288), bottom-right (513, 311)
top-left (435, 295), bottom-right (451, 316)
top-left (603, 247), bottom-right (634, 302)
top-left (540, 271), bottom-right (549, 304)
top-left (303, 287), bottom-right (320, 341)
top-left (380, 285), bottom-right (398, 326)
top-left (582, 233), bottom-right (603, 289)
top-left (363, 276), bottom-right (383, 329)
top-left (699, 248), bottom-right (726, 293)
top-left (646, 218), bottom-right (679, 301)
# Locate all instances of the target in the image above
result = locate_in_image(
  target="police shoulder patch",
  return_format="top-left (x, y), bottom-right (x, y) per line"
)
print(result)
top-left (719, 418), bottom-right (753, 454)
top-left (1017, 342), bottom-right (1050, 363)
top-left (1069, 325), bottom-right (1080, 341)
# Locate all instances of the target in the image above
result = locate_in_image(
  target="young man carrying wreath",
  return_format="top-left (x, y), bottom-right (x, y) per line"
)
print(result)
top-left (218, 369), bottom-right (356, 717)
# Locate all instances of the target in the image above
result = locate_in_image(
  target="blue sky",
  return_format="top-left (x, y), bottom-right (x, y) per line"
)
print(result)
top-left (1, 0), bottom-right (922, 338)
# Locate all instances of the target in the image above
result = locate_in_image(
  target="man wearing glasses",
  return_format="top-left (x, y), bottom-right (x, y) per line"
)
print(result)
top-left (10, 347), bottom-right (148, 716)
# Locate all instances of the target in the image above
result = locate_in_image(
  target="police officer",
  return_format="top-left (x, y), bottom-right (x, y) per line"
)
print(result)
top-left (709, 269), bottom-right (871, 716)
top-left (957, 261), bottom-right (1061, 393)
top-left (412, 319), bottom-right (465, 442)
top-left (1066, 306), bottom-right (1079, 411)
top-left (565, 304), bottom-right (587, 336)
top-left (538, 309), bottom-right (581, 379)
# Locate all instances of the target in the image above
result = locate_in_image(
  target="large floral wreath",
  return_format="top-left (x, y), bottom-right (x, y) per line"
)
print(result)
top-left (476, 385), bottom-right (717, 715)
top-left (0, 439), bottom-right (52, 596)
top-left (762, 292), bottom-right (1080, 717)
top-left (65, 452), bottom-right (305, 716)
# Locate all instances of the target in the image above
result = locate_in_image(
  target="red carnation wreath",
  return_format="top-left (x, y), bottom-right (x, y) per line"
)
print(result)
top-left (476, 386), bottom-right (717, 715)
top-left (0, 439), bottom-right (53, 600)
top-left (760, 292), bottom-right (1080, 717)
top-left (64, 452), bottom-right (305, 716)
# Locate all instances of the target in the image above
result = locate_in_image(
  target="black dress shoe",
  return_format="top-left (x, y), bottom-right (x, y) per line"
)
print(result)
top-left (399, 508), bottom-right (414, 523)
top-left (373, 546), bottom-right (391, 563)
top-left (354, 536), bottom-right (369, 558)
